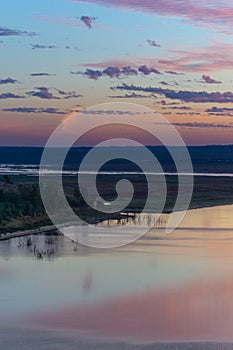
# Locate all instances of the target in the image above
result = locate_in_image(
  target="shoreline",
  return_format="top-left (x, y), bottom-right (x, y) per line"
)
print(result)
top-left (1, 201), bottom-right (233, 242)
top-left (0, 225), bottom-right (59, 242)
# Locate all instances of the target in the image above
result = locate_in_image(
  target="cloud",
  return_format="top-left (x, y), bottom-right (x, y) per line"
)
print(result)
top-left (27, 87), bottom-right (59, 99)
top-left (163, 106), bottom-right (192, 110)
top-left (207, 112), bottom-right (233, 117)
top-left (165, 71), bottom-right (183, 75)
top-left (30, 73), bottom-right (55, 77)
top-left (102, 66), bottom-right (121, 78)
top-left (173, 122), bottom-right (233, 129)
top-left (80, 16), bottom-right (97, 29)
top-left (103, 66), bottom-right (137, 77)
top-left (0, 92), bottom-right (24, 99)
top-left (81, 109), bottom-right (151, 116)
top-left (2, 107), bottom-right (66, 115)
top-left (165, 91), bottom-right (233, 103)
top-left (100, 66), bottom-right (138, 78)
top-left (31, 44), bottom-right (57, 50)
top-left (158, 43), bottom-right (233, 73)
top-left (56, 89), bottom-right (83, 99)
top-left (27, 87), bottom-right (83, 100)
top-left (138, 65), bottom-right (161, 75)
top-left (119, 66), bottom-right (138, 76)
top-left (205, 106), bottom-right (233, 116)
top-left (202, 75), bottom-right (222, 84)
top-left (108, 92), bottom-right (152, 99)
top-left (0, 78), bottom-right (18, 85)
top-left (81, 64), bottom-right (161, 80)
top-left (82, 66), bottom-right (138, 79)
top-left (69, 0), bottom-right (233, 32)
top-left (0, 27), bottom-right (37, 36)
top-left (81, 58), bottom-right (139, 69)
top-left (112, 83), bottom-right (233, 103)
top-left (206, 107), bottom-right (233, 113)
top-left (147, 39), bottom-right (160, 47)
top-left (81, 58), bottom-right (162, 76)
top-left (87, 43), bottom-right (233, 74)
top-left (83, 68), bottom-right (103, 80)
top-left (111, 83), bottom-right (172, 94)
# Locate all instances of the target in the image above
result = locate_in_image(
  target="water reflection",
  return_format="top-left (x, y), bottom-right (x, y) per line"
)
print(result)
top-left (0, 235), bottom-right (68, 260)
top-left (1, 205), bottom-right (233, 344)
top-left (99, 204), bottom-right (233, 230)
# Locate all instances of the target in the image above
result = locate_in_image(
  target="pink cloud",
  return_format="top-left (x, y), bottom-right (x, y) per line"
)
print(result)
top-left (69, 0), bottom-right (233, 31)
top-left (82, 43), bottom-right (233, 74)
top-left (80, 57), bottom-right (142, 68)
top-left (158, 43), bottom-right (233, 73)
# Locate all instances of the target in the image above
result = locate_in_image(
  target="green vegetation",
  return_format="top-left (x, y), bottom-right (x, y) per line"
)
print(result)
top-left (0, 182), bottom-right (46, 233)
top-left (1, 174), bottom-right (233, 235)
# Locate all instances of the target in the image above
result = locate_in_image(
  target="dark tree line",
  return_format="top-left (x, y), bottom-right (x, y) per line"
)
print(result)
top-left (0, 184), bottom-right (45, 225)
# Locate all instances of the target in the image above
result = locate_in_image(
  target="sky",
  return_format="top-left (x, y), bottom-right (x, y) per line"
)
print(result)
top-left (1, 0), bottom-right (233, 145)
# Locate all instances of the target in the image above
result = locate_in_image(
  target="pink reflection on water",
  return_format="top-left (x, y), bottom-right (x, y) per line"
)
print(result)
top-left (27, 274), bottom-right (233, 343)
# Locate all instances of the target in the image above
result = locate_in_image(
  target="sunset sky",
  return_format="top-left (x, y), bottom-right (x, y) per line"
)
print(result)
top-left (1, 0), bottom-right (233, 145)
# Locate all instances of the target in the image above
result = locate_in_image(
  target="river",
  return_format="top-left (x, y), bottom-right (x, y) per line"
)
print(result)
top-left (1, 205), bottom-right (233, 348)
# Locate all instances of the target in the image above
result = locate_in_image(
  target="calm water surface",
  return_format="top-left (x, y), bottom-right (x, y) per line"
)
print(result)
top-left (1, 205), bottom-right (233, 347)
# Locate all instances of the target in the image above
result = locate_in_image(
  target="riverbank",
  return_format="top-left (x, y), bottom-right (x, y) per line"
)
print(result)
top-left (0, 224), bottom-right (59, 241)
top-left (1, 200), bottom-right (233, 242)
top-left (1, 173), bottom-right (233, 241)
